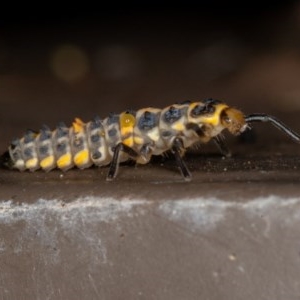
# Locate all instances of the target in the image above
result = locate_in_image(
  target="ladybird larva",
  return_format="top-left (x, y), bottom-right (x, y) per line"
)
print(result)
top-left (1, 98), bottom-right (300, 181)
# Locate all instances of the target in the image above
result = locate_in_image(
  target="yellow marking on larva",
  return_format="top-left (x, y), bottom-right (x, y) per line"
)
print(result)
top-left (172, 121), bottom-right (185, 131)
top-left (120, 113), bottom-right (135, 127)
top-left (120, 112), bottom-right (135, 146)
top-left (25, 157), bottom-right (38, 169)
top-left (120, 113), bottom-right (136, 135)
top-left (200, 104), bottom-right (228, 126)
top-left (40, 155), bottom-right (55, 169)
top-left (73, 117), bottom-right (85, 133)
top-left (123, 137), bottom-right (134, 147)
top-left (74, 149), bottom-right (89, 167)
top-left (133, 136), bottom-right (144, 145)
top-left (57, 153), bottom-right (72, 169)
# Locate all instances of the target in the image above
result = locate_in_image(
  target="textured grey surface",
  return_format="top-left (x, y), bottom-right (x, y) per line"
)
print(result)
top-left (1, 194), bottom-right (300, 299)
top-left (1, 147), bottom-right (300, 299)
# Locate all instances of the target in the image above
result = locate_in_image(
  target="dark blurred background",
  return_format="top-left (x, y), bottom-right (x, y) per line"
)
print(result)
top-left (1, 2), bottom-right (300, 144)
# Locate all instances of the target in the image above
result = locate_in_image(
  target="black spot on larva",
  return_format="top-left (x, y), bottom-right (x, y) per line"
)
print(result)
top-left (163, 106), bottom-right (182, 123)
top-left (56, 142), bottom-right (66, 153)
top-left (161, 131), bottom-right (172, 138)
top-left (90, 117), bottom-right (102, 130)
top-left (90, 134), bottom-right (100, 143)
top-left (190, 103), bottom-right (215, 117)
top-left (24, 130), bottom-right (37, 143)
top-left (138, 111), bottom-right (157, 130)
top-left (39, 125), bottom-right (51, 141)
top-left (73, 138), bottom-right (83, 148)
top-left (39, 145), bottom-right (49, 155)
top-left (23, 147), bottom-right (33, 158)
top-left (92, 151), bottom-right (102, 160)
top-left (107, 113), bottom-right (119, 125)
top-left (10, 139), bottom-right (20, 150)
top-left (108, 128), bottom-right (117, 137)
top-left (56, 123), bottom-right (69, 138)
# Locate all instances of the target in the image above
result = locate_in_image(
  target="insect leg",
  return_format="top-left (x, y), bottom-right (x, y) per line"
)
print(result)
top-left (213, 137), bottom-right (231, 157)
top-left (245, 114), bottom-right (300, 143)
top-left (137, 143), bottom-right (153, 164)
top-left (171, 137), bottom-right (192, 181)
top-left (107, 143), bottom-right (139, 181)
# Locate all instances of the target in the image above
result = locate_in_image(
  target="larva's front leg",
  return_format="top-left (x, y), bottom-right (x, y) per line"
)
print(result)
top-left (213, 137), bottom-right (231, 158)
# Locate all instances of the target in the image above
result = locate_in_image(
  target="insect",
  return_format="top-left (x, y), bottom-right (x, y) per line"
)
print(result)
top-left (1, 98), bottom-right (299, 181)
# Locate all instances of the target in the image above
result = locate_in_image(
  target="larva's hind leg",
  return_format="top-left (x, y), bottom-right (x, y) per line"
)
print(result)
top-left (171, 137), bottom-right (192, 181)
top-left (107, 143), bottom-right (139, 181)
top-left (213, 137), bottom-right (231, 158)
top-left (136, 143), bottom-right (153, 164)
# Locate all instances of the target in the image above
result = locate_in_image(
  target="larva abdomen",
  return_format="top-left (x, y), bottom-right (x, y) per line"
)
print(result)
top-left (7, 116), bottom-right (114, 172)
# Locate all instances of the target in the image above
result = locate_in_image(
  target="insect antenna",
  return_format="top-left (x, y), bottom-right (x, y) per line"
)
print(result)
top-left (245, 113), bottom-right (300, 143)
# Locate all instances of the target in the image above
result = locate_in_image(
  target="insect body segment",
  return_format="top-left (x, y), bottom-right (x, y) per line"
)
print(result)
top-left (2, 98), bottom-right (300, 180)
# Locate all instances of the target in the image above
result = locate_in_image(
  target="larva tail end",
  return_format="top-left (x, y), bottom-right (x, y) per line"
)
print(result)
top-left (0, 151), bottom-right (13, 169)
